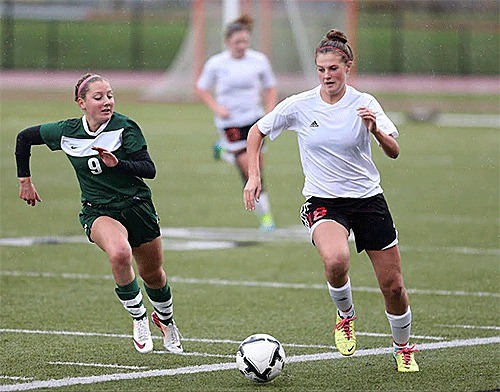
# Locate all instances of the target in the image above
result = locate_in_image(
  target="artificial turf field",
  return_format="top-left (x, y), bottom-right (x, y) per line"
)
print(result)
top-left (0, 88), bottom-right (498, 391)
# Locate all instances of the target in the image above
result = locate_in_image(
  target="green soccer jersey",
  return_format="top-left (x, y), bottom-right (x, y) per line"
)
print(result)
top-left (40, 112), bottom-right (152, 205)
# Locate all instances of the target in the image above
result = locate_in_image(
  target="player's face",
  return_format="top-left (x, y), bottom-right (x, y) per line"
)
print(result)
top-left (78, 80), bottom-right (115, 129)
top-left (226, 30), bottom-right (250, 59)
top-left (316, 52), bottom-right (352, 103)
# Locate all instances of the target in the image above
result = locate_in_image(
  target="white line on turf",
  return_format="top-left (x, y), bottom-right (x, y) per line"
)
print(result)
top-left (1, 336), bottom-right (498, 392)
top-left (0, 363), bottom-right (237, 392)
top-left (436, 324), bottom-right (500, 331)
top-left (1, 270), bottom-right (499, 298)
top-left (0, 328), bottom-right (444, 346)
top-left (0, 226), bottom-right (498, 255)
top-left (0, 377), bottom-right (34, 381)
top-left (46, 362), bottom-right (148, 370)
top-left (287, 336), bottom-right (500, 363)
top-left (154, 351), bottom-right (234, 359)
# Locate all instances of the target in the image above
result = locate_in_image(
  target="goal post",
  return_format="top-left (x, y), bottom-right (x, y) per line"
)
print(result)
top-left (142, 0), bottom-right (358, 102)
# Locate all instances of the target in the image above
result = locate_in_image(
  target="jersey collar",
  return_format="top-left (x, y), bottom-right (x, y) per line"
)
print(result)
top-left (82, 115), bottom-right (111, 136)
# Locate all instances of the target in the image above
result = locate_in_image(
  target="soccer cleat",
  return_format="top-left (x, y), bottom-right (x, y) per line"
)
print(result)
top-left (212, 141), bottom-right (235, 164)
top-left (394, 345), bottom-right (419, 372)
top-left (259, 213), bottom-right (276, 232)
top-left (151, 312), bottom-right (183, 353)
top-left (212, 141), bottom-right (223, 161)
top-left (333, 313), bottom-right (357, 356)
top-left (132, 316), bottom-right (153, 354)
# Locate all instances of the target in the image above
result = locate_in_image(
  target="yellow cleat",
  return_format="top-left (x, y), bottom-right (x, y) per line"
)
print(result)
top-left (259, 213), bottom-right (276, 232)
top-left (333, 313), bottom-right (357, 356)
top-left (394, 345), bottom-right (419, 372)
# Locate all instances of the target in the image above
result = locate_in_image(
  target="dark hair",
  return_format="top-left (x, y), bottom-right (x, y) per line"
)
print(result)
top-left (74, 73), bottom-right (105, 101)
top-left (225, 14), bottom-right (253, 39)
top-left (315, 29), bottom-right (354, 63)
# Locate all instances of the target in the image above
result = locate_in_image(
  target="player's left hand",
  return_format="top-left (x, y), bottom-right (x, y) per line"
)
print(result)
top-left (357, 106), bottom-right (377, 133)
top-left (92, 146), bottom-right (118, 167)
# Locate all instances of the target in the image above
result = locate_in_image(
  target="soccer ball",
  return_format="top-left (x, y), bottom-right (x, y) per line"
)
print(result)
top-left (236, 333), bottom-right (286, 383)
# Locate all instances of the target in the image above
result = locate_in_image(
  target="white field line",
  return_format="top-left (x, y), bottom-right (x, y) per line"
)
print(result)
top-left (0, 363), bottom-right (236, 392)
top-left (155, 351), bottom-right (234, 359)
top-left (1, 270), bottom-right (499, 298)
top-left (168, 276), bottom-right (500, 298)
top-left (1, 336), bottom-right (499, 392)
top-left (437, 324), bottom-right (500, 331)
top-left (0, 378), bottom-right (33, 382)
top-left (287, 336), bottom-right (500, 363)
top-left (0, 225), bottom-right (498, 256)
top-left (46, 362), bottom-right (148, 370)
top-left (0, 328), bottom-right (444, 348)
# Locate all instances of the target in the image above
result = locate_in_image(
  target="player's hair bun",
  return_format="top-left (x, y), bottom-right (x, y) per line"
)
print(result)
top-left (325, 29), bottom-right (348, 44)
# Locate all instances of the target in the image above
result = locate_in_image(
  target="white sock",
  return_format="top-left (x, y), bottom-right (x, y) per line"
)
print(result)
top-left (327, 277), bottom-right (354, 318)
top-left (254, 191), bottom-right (272, 216)
top-left (386, 306), bottom-right (412, 349)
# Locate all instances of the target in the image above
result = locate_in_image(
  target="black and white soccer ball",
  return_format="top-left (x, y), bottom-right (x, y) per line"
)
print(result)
top-left (236, 333), bottom-right (286, 383)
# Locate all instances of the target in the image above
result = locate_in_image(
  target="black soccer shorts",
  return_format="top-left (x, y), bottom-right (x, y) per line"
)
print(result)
top-left (299, 193), bottom-right (398, 253)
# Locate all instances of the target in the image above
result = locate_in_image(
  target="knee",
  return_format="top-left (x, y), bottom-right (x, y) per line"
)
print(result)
top-left (140, 268), bottom-right (165, 288)
top-left (322, 251), bottom-right (349, 279)
top-left (107, 244), bottom-right (132, 270)
top-left (380, 277), bottom-right (406, 301)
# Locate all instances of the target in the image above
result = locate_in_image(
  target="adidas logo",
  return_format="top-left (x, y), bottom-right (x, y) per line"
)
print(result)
top-left (310, 120), bottom-right (319, 127)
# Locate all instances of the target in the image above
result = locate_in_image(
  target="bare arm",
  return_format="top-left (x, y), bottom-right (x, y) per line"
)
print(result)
top-left (195, 87), bottom-right (230, 119)
top-left (357, 106), bottom-right (400, 159)
top-left (371, 129), bottom-right (400, 159)
top-left (263, 86), bottom-right (277, 114)
top-left (243, 124), bottom-right (266, 211)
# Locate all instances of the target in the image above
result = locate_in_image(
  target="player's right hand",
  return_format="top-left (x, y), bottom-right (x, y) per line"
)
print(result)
top-left (243, 177), bottom-right (262, 211)
top-left (18, 178), bottom-right (42, 207)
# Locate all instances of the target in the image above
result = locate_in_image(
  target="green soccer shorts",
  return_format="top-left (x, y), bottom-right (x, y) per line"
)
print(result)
top-left (79, 196), bottom-right (161, 248)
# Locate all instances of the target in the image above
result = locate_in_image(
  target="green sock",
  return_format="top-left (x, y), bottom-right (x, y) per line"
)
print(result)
top-left (145, 283), bottom-right (173, 325)
top-left (115, 278), bottom-right (146, 320)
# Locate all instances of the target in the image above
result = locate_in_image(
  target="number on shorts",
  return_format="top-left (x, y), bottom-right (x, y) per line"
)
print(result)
top-left (87, 157), bottom-right (102, 174)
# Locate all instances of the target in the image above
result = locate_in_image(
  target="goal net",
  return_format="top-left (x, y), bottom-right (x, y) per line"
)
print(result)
top-left (143, 0), bottom-right (357, 102)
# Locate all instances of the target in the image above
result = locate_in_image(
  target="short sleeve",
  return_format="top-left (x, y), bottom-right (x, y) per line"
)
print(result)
top-left (257, 98), bottom-right (293, 140)
top-left (196, 57), bottom-right (217, 90)
top-left (39, 121), bottom-right (64, 151)
top-left (368, 97), bottom-right (399, 138)
top-left (259, 55), bottom-right (277, 89)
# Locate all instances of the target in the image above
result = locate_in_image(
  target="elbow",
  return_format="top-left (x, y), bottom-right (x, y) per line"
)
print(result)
top-left (384, 139), bottom-right (400, 159)
top-left (194, 87), bottom-right (207, 101)
top-left (385, 150), bottom-right (399, 159)
top-left (148, 164), bottom-right (157, 179)
top-left (388, 148), bottom-right (400, 159)
top-left (16, 129), bottom-right (28, 149)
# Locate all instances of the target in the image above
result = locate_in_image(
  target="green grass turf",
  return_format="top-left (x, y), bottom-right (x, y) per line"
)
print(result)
top-left (0, 90), bottom-right (498, 391)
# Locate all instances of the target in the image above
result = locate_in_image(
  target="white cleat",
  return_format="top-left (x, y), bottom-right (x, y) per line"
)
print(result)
top-left (132, 316), bottom-right (153, 354)
top-left (151, 312), bottom-right (184, 353)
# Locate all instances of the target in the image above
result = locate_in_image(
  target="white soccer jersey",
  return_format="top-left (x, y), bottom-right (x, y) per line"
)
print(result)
top-left (197, 49), bottom-right (277, 130)
top-left (257, 85), bottom-right (399, 199)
